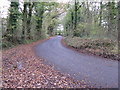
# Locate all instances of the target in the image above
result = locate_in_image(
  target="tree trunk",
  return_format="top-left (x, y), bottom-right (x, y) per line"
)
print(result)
top-left (118, 1), bottom-right (120, 55)
top-left (74, 0), bottom-right (77, 30)
top-left (99, 1), bottom-right (102, 26)
top-left (27, 2), bottom-right (33, 39)
top-left (108, 2), bottom-right (112, 34)
top-left (7, 2), bottom-right (19, 43)
top-left (73, 0), bottom-right (78, 37)
top-left (22, 3), bottom-right (27, 41)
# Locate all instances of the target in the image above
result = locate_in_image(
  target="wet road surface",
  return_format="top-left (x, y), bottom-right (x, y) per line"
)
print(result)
top-left (35, 36), bottom-right (118, 88)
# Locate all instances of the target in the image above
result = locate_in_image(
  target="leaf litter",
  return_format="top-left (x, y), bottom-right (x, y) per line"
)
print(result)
top-left (2, 39), bottom-right (91, 88)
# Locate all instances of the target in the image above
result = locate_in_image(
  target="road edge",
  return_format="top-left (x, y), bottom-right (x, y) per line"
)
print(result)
top-left (61, 37), bottom-right (118, 61)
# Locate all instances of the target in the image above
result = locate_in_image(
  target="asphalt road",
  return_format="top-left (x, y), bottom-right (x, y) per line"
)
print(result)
top-left (35, 36), bottom-right (118, 88)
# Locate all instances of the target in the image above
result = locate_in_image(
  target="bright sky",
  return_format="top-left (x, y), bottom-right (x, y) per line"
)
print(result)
top-left (0, 0), bottom-right (10, 18)
top-left (0, 0), bottom-right (71, 18)
top-left (0, 0), bottom-right (118, 18)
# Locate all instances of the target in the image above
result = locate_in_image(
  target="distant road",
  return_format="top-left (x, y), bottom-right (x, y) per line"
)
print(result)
top-left (35, 36), bottom-right (118, 88)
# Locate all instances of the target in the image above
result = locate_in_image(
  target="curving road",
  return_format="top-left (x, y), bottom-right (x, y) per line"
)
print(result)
top-left (34, 36), bottom-right (118, 88)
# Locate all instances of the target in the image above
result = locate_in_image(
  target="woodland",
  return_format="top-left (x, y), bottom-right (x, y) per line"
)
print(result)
top-left (1, 0), bottom-right (120, 88)
top-left (1, 0), bottom-right (120, 60)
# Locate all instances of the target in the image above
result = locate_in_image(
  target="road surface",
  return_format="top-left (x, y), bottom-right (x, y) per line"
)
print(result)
top-left (34, 36), bottom-right (118, 88)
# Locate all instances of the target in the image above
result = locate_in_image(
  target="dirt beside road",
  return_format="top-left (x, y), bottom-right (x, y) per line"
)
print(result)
top-left (35, 36), bottom-right (118, 88)
top-left (62, 37), bottom-right (119, 61)
top-left (2, 38), bottom-right (88, 88)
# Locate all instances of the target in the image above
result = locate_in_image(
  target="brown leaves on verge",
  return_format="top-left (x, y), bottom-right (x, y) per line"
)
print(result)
top-left (64, 37), bottom-right (119, 60)
top-left (2, 39), bottom-right (88, 88)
